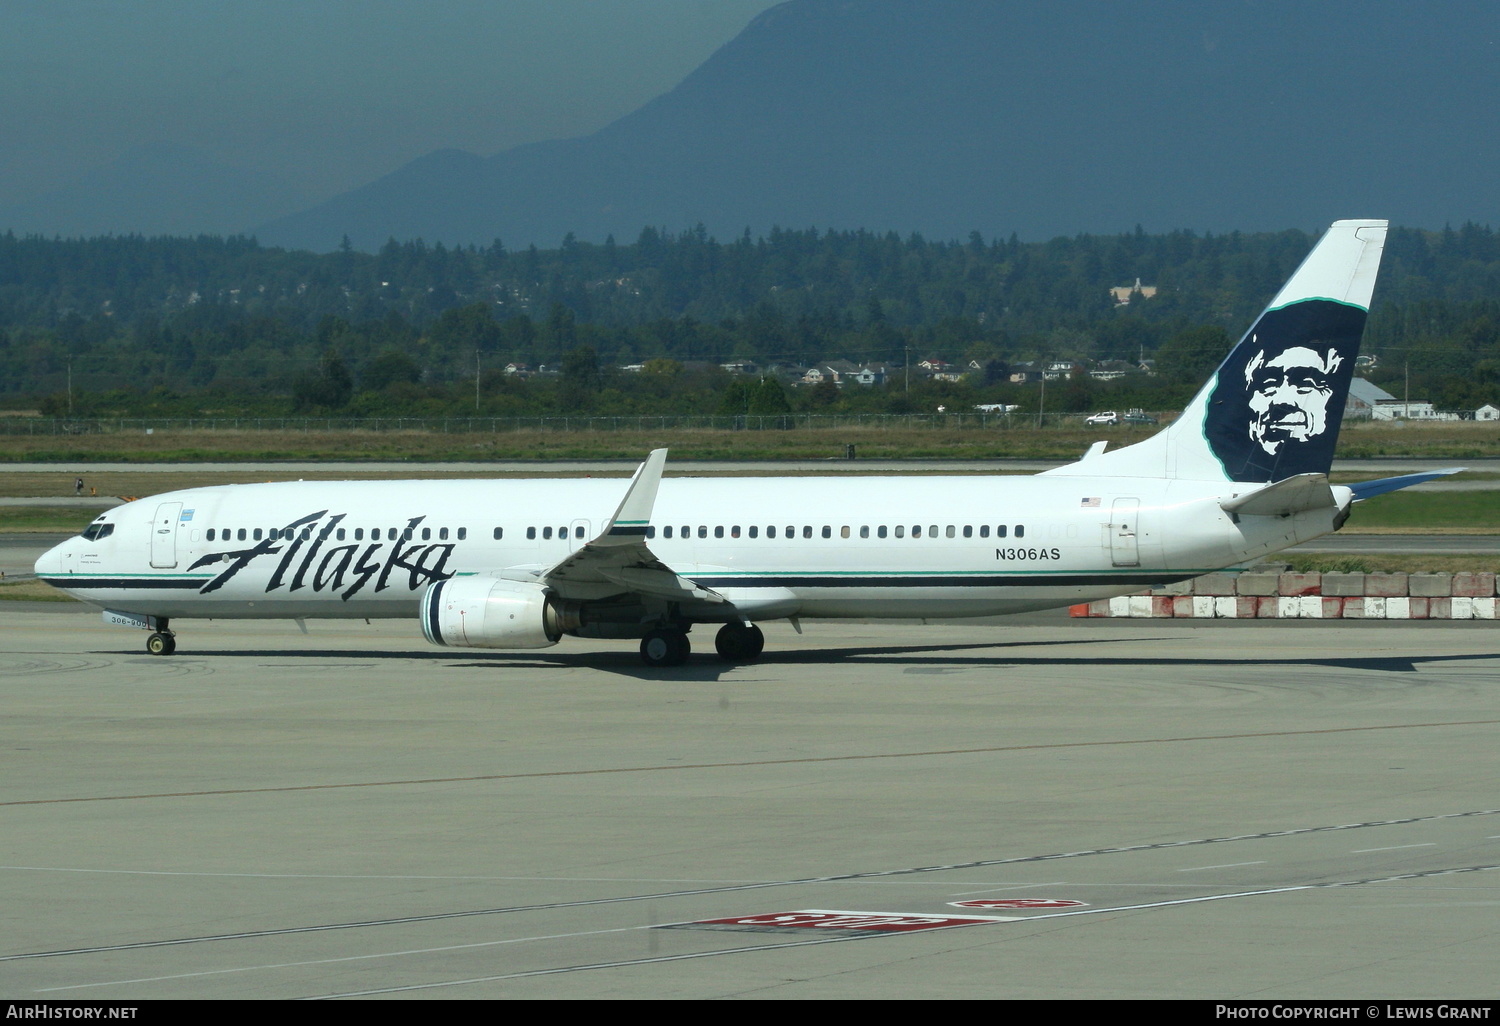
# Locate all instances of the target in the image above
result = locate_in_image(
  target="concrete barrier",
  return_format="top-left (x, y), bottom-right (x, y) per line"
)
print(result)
top-left (1069, 568), bottom-right (1500, 619)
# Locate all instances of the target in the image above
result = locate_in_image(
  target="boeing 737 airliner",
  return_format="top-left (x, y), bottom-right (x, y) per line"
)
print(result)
top-left (36, 220), bottom-right (1444, 666)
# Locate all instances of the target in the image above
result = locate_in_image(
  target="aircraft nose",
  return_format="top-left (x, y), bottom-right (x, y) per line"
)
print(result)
top-left (34, 539), bottom-right (68, 577)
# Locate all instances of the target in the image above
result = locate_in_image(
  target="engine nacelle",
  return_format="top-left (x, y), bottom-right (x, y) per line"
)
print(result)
top-left (420, 577), bottom-right (575, 649)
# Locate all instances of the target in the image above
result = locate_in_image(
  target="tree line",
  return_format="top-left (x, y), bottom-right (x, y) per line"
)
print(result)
top-left (2, 221), bottom-right (1499, 419)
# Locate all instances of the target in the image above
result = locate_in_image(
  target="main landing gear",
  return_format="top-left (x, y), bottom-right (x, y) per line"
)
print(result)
top-left (637, 622), bottom-right (765, 668)
top-left (640, 627), bottom-right (690, 668)
top-left (714, 622), bottom-right (764, 663)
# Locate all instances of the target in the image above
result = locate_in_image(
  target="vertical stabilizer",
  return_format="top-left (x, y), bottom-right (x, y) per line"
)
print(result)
top-left (1046, 219), bottom-right (1388, 482)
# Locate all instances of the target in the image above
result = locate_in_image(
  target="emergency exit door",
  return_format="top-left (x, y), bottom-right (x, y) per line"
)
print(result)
top-left (1109, 498), bottom-right (1140, 567)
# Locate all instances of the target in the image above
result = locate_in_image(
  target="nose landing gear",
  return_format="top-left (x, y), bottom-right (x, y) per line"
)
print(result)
top-left (145, 616), bottom-right (176, 655)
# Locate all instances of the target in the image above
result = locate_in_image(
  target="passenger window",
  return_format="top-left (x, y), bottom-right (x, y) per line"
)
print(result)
top-left (527, 527), bottom-right (537, 540)
top-left (930, 525), bottom-right (938, 537)
top-left (962, 525), bottom-right (972, 538)
top-left (996, 525), bottom-right (1007, 538)
top-left (859, 526), bottom-right (869, 538)
top-left (821, 526), bottom-right (831, 539)
top-left (802, 526), bottom-right (812, 539)
top-left (1016, 525), bottom-right (1025, 538)
top-left (402, 528), bottom-right (413, 541)
top-left (749, 526), bottom-right (758, 538)
top-left (439, 527), bottom-right (448, 540)
top-left (420, 528), bottom-right (430, 541)
top-left (336, 528), bottom-right (345, 541)
top-left (698, 525), bottom-right (707, 539)
top-left (980, 525), bottom-right (990, 538)
top-left (457, 528), bottom-right (467, 540)
top-left (946, 525), bottom-right (955, 538)
top-left (912, 525), bottom-right (922, 538)
top-left (895, 525), bottom-right (905, 538)
top-left (302, 529), bottom-right (313, 541)
top-left (354, 528), bottom-right (364, 541)
top-left (237, 528), bottom-right (247, 541)
top-left (767, 526), bottom-right (777, 538)
top-left (254, 528), bottom-right (263, 541)
top-left (543, 527), bottom-right (553, 540)
top-left (206, 528), bottom-right (216, 541)
top-left (786, 525), bottom-right (794, 537)
top-left (714, 526), bottom-right (724, 539)
top-left (664, 526), bottom-right (674, 539)
top-left (731, 525), bottom-right (740, 538)
top-left (878, 525), bottom-right (887, 538)
top-left (646, 526), bottom-right (656, 539)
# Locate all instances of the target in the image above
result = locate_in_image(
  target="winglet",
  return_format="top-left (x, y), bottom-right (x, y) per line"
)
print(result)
top-left (601, 447), bottom-right (667, 544)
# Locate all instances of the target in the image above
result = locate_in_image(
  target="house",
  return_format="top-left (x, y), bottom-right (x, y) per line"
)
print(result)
top-left (1345, 378), bottom-right (1396, 418)
top-left (1088, 360), bottom-right (1135, 382)
top-left (1478, 404), bottom-right (1500, 421)
top-left (1109, 278), bottom-right (1158, 305)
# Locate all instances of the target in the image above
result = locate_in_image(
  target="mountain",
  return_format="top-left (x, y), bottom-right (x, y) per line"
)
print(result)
top-left (0, 142), bottom-right (311, 240)
top-left (258, 0), bottom-right (1500, 252)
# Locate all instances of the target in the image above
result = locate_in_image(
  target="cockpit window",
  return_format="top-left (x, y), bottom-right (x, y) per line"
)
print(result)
top-left (80, 522), bottom-right (114, 542)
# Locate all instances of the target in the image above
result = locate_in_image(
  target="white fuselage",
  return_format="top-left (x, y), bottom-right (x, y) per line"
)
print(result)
top-left (34, 474), bottom-right (1342, 624)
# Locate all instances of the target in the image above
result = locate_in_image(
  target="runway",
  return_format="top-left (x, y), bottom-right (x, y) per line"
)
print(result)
top-left (1, 605), bottom-right (1497, 999)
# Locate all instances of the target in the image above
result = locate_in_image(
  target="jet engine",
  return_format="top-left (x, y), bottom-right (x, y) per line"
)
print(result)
top-left (420, 577), bottom-right (579, 649)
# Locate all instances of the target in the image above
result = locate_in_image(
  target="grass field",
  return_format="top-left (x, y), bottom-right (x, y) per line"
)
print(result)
top-left (3, 415), bottom-right (1496, 464)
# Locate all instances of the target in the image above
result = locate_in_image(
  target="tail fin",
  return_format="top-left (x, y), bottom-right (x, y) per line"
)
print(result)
top-left (1048, 219), bottom-right (1388, 483)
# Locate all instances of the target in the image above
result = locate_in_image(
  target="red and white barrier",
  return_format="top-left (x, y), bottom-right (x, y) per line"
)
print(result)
top-left (1069, 572), bottom-right (1498, 619)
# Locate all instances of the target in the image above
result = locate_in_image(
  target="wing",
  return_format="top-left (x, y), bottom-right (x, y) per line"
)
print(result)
top-left (530, 448), bottom-right (727, 606)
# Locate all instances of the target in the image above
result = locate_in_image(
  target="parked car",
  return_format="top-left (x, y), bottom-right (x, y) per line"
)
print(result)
top-left (1084, 410), bottom-right (1119, 426)
top-left (1123, 409), bottom-right (1158, 425)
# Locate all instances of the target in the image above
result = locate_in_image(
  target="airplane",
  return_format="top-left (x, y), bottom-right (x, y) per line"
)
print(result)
top-left (34, 219), bottom-right (1451, 667)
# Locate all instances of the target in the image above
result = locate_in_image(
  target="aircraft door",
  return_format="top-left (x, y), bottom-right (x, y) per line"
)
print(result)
top-left (568, 519), bottom-right (591, 552)
top-left (1109, 498), bottom-right (1140, 567)
top-left (150, 501), bottom-right (182, 569)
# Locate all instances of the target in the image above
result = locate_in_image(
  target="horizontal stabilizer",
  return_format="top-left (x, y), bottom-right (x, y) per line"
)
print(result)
top-left (1220, 473), bottom-right (1336, 516)
top-left (1349, 468), bottom-right (1464, 501)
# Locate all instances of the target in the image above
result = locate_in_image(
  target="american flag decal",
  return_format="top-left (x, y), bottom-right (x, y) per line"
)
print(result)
top-left (1080, 497), bottom-right (1101, 508)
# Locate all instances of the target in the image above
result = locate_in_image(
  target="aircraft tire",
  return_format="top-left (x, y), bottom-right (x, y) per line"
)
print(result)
top-left (640, 629), bottom-right (690, 668)
top-left (715, 622), bottom-right (764, 662)
top-left (146, 632), bottom-right (176, 656)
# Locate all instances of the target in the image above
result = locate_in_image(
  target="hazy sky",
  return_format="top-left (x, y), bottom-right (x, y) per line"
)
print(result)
top-left (0, 0), bottom-right (777, 210)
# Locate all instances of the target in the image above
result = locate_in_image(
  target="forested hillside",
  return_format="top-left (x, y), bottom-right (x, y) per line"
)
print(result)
top-left (3, 223), bottom-right (1498, 419)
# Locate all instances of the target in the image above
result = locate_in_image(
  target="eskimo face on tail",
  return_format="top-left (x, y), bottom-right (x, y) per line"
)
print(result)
top-left (1205, 299), bottom-right (1366, 483)
top-left (1244, 343), bottom-right (1342, 454)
